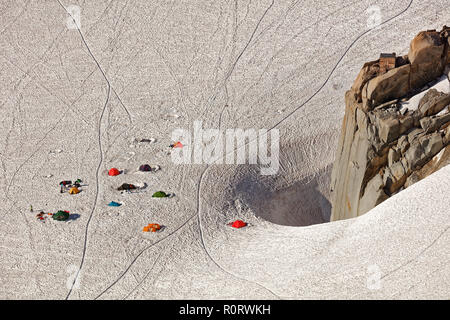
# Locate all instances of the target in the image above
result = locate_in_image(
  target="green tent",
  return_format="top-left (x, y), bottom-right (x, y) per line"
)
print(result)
top-left (52, 210), bottom-right (70, 221)
top-left (152, 191), bottom-right (168, 198)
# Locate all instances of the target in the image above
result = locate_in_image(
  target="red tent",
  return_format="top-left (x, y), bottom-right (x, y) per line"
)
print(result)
top-left (108, 168), bottom-right (120, 176)
top-left (231, 220), bottom-right (247, 228)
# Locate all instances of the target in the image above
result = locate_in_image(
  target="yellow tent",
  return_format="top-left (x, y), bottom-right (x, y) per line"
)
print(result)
top-left (69, 187), bottom-right (80, 195)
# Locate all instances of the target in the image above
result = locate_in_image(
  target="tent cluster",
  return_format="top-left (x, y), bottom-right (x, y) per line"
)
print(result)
top-left (107, 166), bottom-right (166, 233)
top-left (32, 179), bottom-right (82, 223)
top-left (60, 179), bottom-right (83, 194)
top-left (106, 160), bottom-right (170, 233)
top-left (37, 138), bottom-right (249, 233)
top-left (109, 165), bottom-right (166, 196)
top-left (104, 146), bottom-right (249, 231)
top-left (36, 210), bottom-right (70, 222)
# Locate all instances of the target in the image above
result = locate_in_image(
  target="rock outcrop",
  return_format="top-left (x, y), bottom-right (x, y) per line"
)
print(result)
top-left (330, 26), bottom-right (450, 221)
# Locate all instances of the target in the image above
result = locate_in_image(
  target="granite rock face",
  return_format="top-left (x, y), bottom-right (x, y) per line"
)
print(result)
top-left (330, 26), bottom-right (450, 221)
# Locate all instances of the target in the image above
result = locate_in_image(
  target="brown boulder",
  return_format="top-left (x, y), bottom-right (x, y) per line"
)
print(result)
top-left (417, 89), bottom-right (450, 117)
top-left (409, 30), bottom-right (446, 89)
top-left (397, 134), bottom-right (410, 153)
top-left (383, 161), bottom-right (407, 194)
top-left (409, 31), bottom-right (443, 65)
top-left (403, 140), bottom-right (425, 171)
top-left (388, 148), bottom-right (401, 166)
top-left (420, 113), bottom-right (450, 132)
top-left (378, 116), bottom-right (400, 143)
top-left (364, 64), bottom-right (410, 110)
top-left (420, 132), bottom-right (444, 156)
top-left (351, 60), bottom-right (380, 102)
top-left (405, 145), bottom-right (450, 187)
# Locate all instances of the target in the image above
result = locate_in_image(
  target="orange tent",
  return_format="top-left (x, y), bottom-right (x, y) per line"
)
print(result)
top-left (69, 187), bottom-right (80, 195)
top-left (143, 223), bottom-right (161, 232)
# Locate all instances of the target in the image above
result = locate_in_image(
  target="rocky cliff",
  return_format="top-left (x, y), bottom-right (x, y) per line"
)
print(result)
top-left (330, 26), bottom-right (450, 221)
